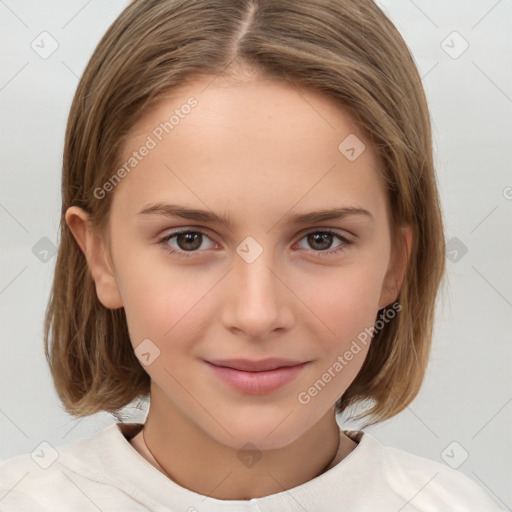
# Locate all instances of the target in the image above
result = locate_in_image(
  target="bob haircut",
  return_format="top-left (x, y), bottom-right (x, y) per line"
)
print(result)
top-left (44, 0), bottom-right (446, 427)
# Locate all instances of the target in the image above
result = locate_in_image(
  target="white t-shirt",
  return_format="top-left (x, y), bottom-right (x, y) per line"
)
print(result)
top-left (0, 422), bottom-right (504, 511)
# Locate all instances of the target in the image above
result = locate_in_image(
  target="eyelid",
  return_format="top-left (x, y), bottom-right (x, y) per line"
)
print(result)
top-left (158, 227), bottom-right (218, 251)
top-left (159, 226), bottom-right (353, 244)
top-left (296, 225), bottom-right (355, 240)
top-left (160, 224), bottom-right (355, 239)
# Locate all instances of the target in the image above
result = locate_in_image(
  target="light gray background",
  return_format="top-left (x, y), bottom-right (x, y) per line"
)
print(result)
top-left (1, 0), bottom-right (511, 509)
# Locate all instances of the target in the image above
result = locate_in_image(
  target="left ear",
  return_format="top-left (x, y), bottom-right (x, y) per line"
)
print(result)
top-left (378, 224), bottom-right (413, 309)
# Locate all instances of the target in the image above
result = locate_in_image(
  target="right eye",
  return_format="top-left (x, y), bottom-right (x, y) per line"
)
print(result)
top-left (158, 229), bottom-right (217, 258)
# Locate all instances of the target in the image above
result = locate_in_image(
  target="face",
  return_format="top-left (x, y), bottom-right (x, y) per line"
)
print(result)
top-left (69, 71), bottom-right (410, 451)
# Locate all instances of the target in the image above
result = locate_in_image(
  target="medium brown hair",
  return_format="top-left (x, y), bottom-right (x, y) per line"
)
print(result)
top-left (44, 0), bottom-right (446, 426)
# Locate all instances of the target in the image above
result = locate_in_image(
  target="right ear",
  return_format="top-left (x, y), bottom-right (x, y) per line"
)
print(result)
top-left (65, 206), bottom-right (123, 309)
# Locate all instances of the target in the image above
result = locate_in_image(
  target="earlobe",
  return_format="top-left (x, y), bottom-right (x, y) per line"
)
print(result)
top-left (65, 206), bottom-right (123, 309)
top-left (378, 225), bottom-right (413, 310)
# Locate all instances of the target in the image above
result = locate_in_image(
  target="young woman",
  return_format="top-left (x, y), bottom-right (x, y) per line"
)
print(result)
top-left (0, 0), bottom-right (503, 510)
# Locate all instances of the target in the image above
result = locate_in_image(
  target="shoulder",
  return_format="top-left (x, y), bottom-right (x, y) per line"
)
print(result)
top-left (359, 432), bottom-right (505, 511)
top-left (0, 423), bottom-right (135, 511)
top-left (0, 450), bottom-right (80, 511)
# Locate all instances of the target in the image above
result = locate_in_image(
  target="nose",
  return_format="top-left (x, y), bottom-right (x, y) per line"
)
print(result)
top-left (221, 241), bottom-right (294, 340)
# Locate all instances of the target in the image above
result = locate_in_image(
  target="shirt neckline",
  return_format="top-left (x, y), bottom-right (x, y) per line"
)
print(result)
top-left (96, 421), bottom-right (375, 511)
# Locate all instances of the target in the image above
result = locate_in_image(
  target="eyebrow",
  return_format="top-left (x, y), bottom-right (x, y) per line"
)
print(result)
top-left (137, 202), bottom-right (373, 228)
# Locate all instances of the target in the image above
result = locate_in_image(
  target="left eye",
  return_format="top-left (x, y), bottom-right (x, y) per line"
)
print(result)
top-left (158, 229), bottom-right (352, 258)
top-left (295, 230), bottom-right (352, 256)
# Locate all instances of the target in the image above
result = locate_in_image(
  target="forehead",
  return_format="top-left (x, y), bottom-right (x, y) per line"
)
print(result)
top-left (111, 75), bottom-right (388, 224)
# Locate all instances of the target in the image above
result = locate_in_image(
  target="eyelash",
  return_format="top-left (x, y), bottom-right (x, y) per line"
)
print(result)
top-left (157, 228), bottom-right (353, 259)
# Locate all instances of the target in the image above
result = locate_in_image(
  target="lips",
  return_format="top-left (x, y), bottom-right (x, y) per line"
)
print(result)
top-left (204, 358), bottom-right (310, 395)
top-left (206, 357), bottom-right (308, 372)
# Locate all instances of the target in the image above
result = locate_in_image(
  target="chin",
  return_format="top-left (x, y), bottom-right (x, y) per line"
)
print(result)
top-left (203, 410), bottom-right (309, 451)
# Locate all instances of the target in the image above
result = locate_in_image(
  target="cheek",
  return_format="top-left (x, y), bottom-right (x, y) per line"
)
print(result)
top-left (298, 262), bottom-right (385, 343)
top-left (116, 251), bottom-right (218, 355)
top-left (293, 270), bottom-right (380, 409)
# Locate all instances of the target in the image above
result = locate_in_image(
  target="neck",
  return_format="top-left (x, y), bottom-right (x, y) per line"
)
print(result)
top-left (131, 385), bottom-right (345, 500)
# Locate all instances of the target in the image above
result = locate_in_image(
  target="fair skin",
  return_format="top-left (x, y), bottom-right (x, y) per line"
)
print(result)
top-left (66, 69), bottom-right (412, 500)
